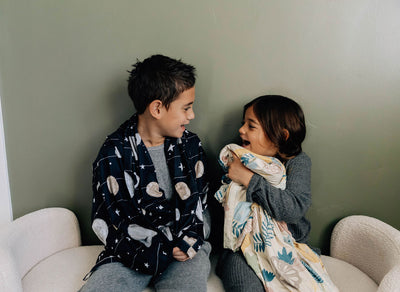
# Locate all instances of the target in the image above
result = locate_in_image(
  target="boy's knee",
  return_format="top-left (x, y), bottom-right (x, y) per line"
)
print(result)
top-left (198, 241), bottom-right (212, 257)
top-left (79, 262), bottom-right (151, 292)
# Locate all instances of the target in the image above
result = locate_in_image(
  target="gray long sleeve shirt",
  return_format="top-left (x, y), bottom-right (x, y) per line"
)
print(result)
top-left (246, 152), bottom-right (312, 243)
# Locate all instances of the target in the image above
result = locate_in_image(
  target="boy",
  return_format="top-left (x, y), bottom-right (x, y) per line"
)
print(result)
top-left (80, 55), bottom-right (211, 292)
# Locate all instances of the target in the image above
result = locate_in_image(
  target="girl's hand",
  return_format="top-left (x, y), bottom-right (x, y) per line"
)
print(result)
top-left (173, 247), bottom-right (190, 262)
top-left (227, 151), bottom-right (254, 187)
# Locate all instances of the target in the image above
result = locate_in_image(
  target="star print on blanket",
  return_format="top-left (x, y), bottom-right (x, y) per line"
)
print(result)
top-left (215, 144), bottom-right (338, 291)
top-left (89, 114), bottom-right (208, 277)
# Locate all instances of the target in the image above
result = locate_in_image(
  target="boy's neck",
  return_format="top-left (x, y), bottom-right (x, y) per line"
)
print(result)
top-left (137, 113), bottom-right (165, 147)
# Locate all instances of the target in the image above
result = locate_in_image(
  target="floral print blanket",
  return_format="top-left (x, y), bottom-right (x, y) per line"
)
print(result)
top-left (215, 144), bottom-right (338, 291)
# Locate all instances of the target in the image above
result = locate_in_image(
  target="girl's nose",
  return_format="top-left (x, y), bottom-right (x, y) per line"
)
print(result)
top-left (238, 125), bottom-right (245, 134)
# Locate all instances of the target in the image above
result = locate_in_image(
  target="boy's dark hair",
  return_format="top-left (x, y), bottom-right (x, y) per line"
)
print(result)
top-left (244, 95), bottom-right (306, 157)
top-left (128, 54), bottom-right (196, 114)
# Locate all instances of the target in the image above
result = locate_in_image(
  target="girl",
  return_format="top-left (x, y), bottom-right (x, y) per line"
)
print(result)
top-left (217, 95), bottom-right (321, 291)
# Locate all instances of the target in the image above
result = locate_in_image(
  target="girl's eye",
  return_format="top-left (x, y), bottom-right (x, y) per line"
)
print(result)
top-left (184, 107), bottom-right (191, 111)
top-left (249, 124), bottom-right (255, 129)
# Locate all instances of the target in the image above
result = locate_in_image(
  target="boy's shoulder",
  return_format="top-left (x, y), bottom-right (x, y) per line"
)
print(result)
top-left (95, 115), bottom-right (137, 158)
top-left (181, 129), bottom-right (200, 141)
top-left (110, 114), bottom-right (137, 139)
top-left (180, 130), bottom-right (203, 149)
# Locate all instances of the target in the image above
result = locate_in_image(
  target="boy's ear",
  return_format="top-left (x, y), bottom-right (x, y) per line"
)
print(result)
top-left (283, 129), bottom-right (290, 141)
top-left (149, 100), bottom-right (163, 119)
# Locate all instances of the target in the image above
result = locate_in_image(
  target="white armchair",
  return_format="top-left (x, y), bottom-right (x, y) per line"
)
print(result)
top-left (0, 208), bottom-right (399, 292)
top-left (0, 208), bottom-right (223, 292)
top-left (0, 208), bottom-right (102, 292)
top-left (321, 215), bottom-right (400, 292)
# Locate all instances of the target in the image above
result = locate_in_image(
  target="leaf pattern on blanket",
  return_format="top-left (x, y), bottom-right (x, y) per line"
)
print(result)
top-left (261, 213), bottom-right (275, 245)
top-left (301, 260), bottom-right (324, 283)
top-left (271, 256), bottom-right (302, 289)
top-left (232, 220), bottom-right (247, 238)
top-left (215, 144), bottom-right (339, 291)
top-left (278, 247), bottom-right (294, 265)
top-left (262, 269), bottom-right (276, 282)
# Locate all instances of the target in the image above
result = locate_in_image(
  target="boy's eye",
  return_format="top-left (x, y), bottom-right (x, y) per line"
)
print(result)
top-left (184, 107), bottom-right (191, 111)
top-left (249, 124), bottom-right (255, 129)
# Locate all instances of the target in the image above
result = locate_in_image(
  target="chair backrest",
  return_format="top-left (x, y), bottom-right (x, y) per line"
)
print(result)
top-left (0, 208), bottom-right (81, 291)
top-left (331, 215), bottom-right (400, 285)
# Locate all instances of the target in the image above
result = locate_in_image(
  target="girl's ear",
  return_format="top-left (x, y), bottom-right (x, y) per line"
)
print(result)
top-left (149, 100), bottom-right (163, 119)
top-left (283, 129), bottom-right (290, 141)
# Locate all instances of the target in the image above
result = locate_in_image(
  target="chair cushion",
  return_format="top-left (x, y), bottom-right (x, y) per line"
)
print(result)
top-left (321, 255), bottom-right (378, 292)
top-left (22, 245), bottom-right (224, 292)
top-left (23, 246), bottom-right (374, 292)
top-left (22, 245), bottom-right (103, 292)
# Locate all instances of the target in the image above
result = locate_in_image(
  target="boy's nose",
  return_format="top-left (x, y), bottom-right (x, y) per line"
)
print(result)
top-left (188, 110), bottom-right (195, 120)
top-left (238, 125), bottom-right (245, 134)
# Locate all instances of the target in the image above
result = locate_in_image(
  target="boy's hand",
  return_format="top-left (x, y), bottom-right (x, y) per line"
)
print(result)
top-left (173, 247), bottom-right (190, 262)
top-left (227, 151), bottom-right (254, 187)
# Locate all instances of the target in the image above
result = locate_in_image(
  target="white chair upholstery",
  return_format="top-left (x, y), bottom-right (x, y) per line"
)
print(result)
top-left (1, 208), bottom-right (399, 292)
top-left (324, 215), bottom-right (400, 292)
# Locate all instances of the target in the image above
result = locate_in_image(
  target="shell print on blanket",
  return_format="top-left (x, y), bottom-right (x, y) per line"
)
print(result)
top-left (215, 144), bottom-right (339, 292)
top-left (146, 182), bottom-right (163, 198)
top-left (175, 182), bottom-right (191, 200)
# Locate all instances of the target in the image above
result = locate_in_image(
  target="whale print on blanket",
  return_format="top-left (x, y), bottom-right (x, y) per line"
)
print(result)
top-left (215, 144), bottom-right (338, 291)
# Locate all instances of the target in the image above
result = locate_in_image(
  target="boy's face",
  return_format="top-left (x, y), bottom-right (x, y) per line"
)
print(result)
top-left (159, 87), bottom-right (196, 138)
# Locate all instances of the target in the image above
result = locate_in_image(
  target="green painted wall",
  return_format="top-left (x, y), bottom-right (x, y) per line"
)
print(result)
top-left (1, 0), bottom-right (399, 253)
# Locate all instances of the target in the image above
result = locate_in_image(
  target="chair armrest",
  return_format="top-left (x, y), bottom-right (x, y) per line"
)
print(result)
top-left (0, 208), bottom-right (82, 280)
top-left (330, 215), bottom-right (400, 285)
top-left (377, 264), bottom-right (400, 292)
top-left (0, 245), bottom-right (23, 292)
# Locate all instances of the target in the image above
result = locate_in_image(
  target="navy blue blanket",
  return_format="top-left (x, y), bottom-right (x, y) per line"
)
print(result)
top-left (90, 114), bottom-right (208, 276)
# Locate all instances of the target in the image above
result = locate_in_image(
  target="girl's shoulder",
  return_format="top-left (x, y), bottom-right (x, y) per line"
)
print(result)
top-left (295, 151), bottom-right (311, 161)
top-left (285, 152), bottom-right (311, 167)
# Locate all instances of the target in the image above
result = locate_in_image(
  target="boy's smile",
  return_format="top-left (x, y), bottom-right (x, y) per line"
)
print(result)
top-left (159, 87), bottom-right (196, 138)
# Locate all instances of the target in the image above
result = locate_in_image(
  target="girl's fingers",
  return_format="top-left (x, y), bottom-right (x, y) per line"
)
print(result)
top-left (228, 150), bottom-right (239, 166)
top-left (229, 149), bottom-right (239, 159)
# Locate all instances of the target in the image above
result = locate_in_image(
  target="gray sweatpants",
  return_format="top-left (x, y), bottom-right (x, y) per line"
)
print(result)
top-left (217, 249), bottom-right (264, 292)
top-left (79, 242), bottom-right (211, 292)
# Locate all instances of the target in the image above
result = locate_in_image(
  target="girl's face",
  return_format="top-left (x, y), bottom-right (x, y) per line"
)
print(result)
top-left (239, 106), bottom-right (279, 157)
